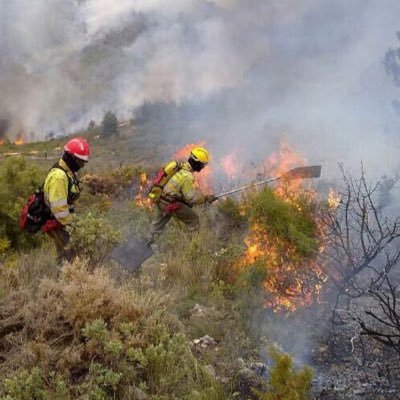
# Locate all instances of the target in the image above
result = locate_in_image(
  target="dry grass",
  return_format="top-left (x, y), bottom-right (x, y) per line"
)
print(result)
top-left (0, 258), bottom-right (226, 399)
top-left (0, 259), bottom-right (142, 372)
top-left (0, 244), bottom-right (58, 298)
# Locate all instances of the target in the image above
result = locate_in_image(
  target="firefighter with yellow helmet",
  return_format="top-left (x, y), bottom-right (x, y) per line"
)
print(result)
top-left (148, 146), bottom-right (217, 242)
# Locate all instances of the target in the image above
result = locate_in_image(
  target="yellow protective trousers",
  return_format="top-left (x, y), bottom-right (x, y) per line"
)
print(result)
top-left (150, 200), bottom-right (200, 237)
top-left (46, 228), bottom-right (74, 264)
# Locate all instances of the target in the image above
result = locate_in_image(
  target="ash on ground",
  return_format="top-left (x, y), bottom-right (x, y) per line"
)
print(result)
top-left (311, 306), bottom-right (400, 400)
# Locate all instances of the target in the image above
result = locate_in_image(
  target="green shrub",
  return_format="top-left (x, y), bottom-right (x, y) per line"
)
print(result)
top-left (88, 362), bottom-right (123, 390)
top-left (1, 367), bottom-right (46, 400)
top-left (0, 157), bottom-right (46, 253)
top-left (236, 261), bottom-right (268, 292)
top-left (255, 347), bottom-right (313, 400)
top-left (160, 227), bottom-right (221, 298)
top-left (0, 367), bottom-right (69, 400)
top-left (245, 187), bottom-right (318, 257)
top-left (0, 244), bottom-right (58, 298)
top-left (82, 318), bottom-right (109, 343)
top-left (67, 213), bottom-right (122, 263)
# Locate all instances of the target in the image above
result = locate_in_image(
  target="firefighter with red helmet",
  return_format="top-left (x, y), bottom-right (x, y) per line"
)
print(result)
top-left (42, 137), bottom-right (90, 262)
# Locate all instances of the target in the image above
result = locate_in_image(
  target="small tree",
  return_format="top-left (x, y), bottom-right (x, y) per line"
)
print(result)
top-left (101, 111), bottom-right (118, 137)
top-left (358, 276), bottom-right (400, 354)
top-left (87, 120), bottom-right (96, 131)
top-left (322, 165), bottom-right (400, 312)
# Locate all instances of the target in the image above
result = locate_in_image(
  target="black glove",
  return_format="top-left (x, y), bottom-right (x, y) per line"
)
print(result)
top-left (205, 194), bottom-right (218, 204)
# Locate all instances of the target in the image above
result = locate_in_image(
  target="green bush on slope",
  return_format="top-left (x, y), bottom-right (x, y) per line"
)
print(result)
top-left (67, 213), bottom-right (122, 264)
top-left (245, 187), bottom-right (318, 257)
top-left (0, 260), bottom-right (225, 400)
top-left (0, 157), bottom-right (46, 254)
top-left (255, 347), bottom-right (313, 400)
top-left (0, 367), bottom-right (69, 400)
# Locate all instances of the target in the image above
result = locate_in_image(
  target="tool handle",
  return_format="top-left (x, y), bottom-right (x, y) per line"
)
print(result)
top-left (215, 165), bottom-right (322, 199)
top-left (215, 177), bottom-right (280, 198)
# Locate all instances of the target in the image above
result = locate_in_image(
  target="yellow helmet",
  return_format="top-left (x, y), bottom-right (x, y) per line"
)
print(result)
top-left (190, 147), bottom-right (209, 164)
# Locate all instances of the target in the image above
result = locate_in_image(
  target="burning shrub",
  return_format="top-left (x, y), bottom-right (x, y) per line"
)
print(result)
top-left (217, 197), bottom-right (247, 229)
top-left (245, 187), bottom-right (318, 258)
top-left (109, 165), bottom-right (139, 193)
top-left (237, 186), bottom-right (324, 312)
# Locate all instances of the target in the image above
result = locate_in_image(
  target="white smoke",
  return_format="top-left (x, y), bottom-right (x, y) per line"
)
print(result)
top-left (1, 0), bottom-right (400, 178)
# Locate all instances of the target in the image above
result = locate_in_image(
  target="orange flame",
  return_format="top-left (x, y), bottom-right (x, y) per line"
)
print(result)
top-left (264, 141), bottom-right (308, 199)
top-left (173, 141), bottom-right (206, 160)
top-left (240, 217), bottom-right (326, 313)
top-left (173, 141), bottom-right (213, 193)
top-left (134, 172), bottom-right (152, 210)
top-left (237, 143), bottom-right (326, 313)
top-left (139, 172), bottom-right (147, 186)
top-left (0, 139), bottom-right (4, 146)
top-left (14, 135), bottom-right (25, 145)
top-left (220, 153), bottom-right (239, 179)
top-left (327, 188), bottom-right (341, 209)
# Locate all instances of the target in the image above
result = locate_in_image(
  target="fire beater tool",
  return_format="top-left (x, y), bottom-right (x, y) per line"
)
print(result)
top-left (110, 236), bottom-right (154, 273)
top-left (215, 165), bottom-right (322, 199)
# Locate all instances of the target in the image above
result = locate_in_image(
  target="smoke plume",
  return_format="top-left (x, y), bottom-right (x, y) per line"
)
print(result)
top-left (1, 0), bottom-right (400, 177)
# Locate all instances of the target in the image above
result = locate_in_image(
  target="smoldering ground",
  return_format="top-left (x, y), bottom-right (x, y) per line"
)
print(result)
top-left (1, 0), bottom-right (400, 179)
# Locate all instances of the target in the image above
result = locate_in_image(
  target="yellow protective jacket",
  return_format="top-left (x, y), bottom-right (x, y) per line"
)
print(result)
top-left (162, 161), bottom-right (205, 206)
top-left (43, 159), bottom-right (81, 225)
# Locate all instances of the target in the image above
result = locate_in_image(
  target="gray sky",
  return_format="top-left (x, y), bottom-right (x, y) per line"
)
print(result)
top-left (1, 0), bottom-right (400, 177)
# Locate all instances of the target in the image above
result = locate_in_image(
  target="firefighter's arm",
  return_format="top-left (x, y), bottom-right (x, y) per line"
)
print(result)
top-left (45, 170), bottom-right (71, 225)
top-left (181, 176), bottom-right (205, 205)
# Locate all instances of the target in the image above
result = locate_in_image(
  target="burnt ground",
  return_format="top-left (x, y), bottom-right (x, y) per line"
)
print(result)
top-left (310, 303), bottom-right (400, 400)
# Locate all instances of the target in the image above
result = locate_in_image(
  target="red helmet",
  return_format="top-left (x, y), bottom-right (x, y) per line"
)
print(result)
top-left (64, 137), bottom-right (90, 161)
